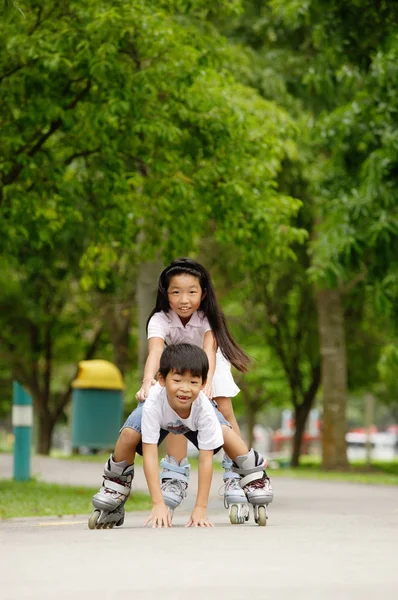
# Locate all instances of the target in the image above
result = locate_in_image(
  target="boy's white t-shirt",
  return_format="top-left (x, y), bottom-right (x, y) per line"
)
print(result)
top-left (141, 383), bottom-right (224, 451)
top-left (147, 310), bottom-right (211, 347)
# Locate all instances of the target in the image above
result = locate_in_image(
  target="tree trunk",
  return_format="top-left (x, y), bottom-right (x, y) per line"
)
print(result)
top-left (291, 364), bottom-right (321, 467)
top-left (316, 288), bottom-right (348, 469)
top-left (105, 303), bottom-right (132, 377)
top-left (291, 402), bottom-right (311, 467)
top-left (246, 403), bottom-right (257, 449)
top-left (36, 409), bottom-right (55, 455)
top-left (136, 259), bottom-right (164, 376)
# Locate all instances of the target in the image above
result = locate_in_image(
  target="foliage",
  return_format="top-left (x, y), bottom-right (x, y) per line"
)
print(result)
top-left (0, 0), bottom-right (304, 452)
top-left (1, 0), bottom-right (302, 274)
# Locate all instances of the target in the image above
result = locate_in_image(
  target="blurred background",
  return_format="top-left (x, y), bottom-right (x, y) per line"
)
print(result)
top-left (1, 0), bottom-right (397, 472)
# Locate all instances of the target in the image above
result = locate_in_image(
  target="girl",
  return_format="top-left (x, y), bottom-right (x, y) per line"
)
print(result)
top-left (136, 257), bottom-right (257, 509)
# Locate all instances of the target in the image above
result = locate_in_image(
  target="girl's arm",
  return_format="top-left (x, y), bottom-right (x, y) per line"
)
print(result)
top-left (203, 330), bottom-right (217, 398)
top-left (136, 337), bottom-right (165, 401)
top-left (143, 443), bottom-right (171, 528)
top-left (186, 449), bottom-right (214, 527)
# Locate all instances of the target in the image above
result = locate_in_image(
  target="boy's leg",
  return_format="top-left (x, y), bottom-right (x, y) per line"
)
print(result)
top-left (165, 432), bottom-right (188, 463)
top-left (221, 425), bottom-right (274, 518)
top-left (89, 406), bottom-right (142, 529)
top-left (160, 434), bottom-right (190, 512)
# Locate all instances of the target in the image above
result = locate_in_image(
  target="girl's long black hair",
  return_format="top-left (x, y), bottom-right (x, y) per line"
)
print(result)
top-left (146, 257), bottom-right (251, 372)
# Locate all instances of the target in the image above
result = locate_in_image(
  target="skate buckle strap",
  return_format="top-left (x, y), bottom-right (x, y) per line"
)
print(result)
top-left (160, 471), bottom-right (188, 483)
top-left (239, 472), bottom-right (263, 488)
top-left (103, 479), bottom-right (130, 496)
top-left (159, 458), bottom-right (190, 475)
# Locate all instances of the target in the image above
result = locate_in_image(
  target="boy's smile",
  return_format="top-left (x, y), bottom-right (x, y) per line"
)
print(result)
top-left (158, 369), bottom-right (205, 418)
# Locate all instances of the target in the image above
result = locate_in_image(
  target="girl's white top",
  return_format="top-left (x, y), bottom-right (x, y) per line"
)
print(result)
top-left (141, 383), bottom-right (224, 450)
top-left (147, 310), bottom-right (240, 398)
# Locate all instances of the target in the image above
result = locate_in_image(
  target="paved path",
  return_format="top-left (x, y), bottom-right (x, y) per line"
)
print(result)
top-left (1, 454), bottom-right (398, 599)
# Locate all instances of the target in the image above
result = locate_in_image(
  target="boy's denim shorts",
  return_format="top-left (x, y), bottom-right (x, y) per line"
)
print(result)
top-left (121, 400), bottom-right (231, 456)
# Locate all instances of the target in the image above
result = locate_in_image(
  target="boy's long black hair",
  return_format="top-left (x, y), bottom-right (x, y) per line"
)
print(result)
top-left (146, 257), bottom-right (251, 372)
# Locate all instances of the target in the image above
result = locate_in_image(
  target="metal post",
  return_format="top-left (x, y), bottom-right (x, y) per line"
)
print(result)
top-left (364, 393), bottom-right (375, 468)
top-left (12, 381), bottom-right (33, 481)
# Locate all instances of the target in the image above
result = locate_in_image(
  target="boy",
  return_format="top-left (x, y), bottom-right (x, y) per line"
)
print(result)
top-left (89, 344), bottom-right (272, 529)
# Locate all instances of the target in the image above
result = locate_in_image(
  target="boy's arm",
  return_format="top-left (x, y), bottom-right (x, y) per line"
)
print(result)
top-left (186, 449), bottom-right (214, 527)
top-left (143, 443), bottom-right (171, 528)
top-left (203, 331), bottom-right (217, 398)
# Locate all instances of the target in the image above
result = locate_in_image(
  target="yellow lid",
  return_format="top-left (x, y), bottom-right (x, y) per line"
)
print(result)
top-left (72, 360), bottom-right (124, 390)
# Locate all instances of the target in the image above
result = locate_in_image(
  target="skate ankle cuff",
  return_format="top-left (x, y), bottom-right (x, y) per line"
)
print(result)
top-left (232, 463), bottom-right (264, 476)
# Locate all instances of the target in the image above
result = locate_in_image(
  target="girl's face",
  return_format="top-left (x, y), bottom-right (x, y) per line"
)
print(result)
top-left (167, 273), bottom-right (205, 324)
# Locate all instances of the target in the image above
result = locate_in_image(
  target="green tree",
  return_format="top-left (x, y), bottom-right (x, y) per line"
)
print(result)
top-left (1, 0), bottom-right (302, 452)
top-left (221, 0), bottom-right (398, 468)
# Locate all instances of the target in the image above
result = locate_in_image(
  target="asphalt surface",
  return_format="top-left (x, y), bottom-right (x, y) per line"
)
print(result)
top-left (1, 454), bottom-right (397, 600)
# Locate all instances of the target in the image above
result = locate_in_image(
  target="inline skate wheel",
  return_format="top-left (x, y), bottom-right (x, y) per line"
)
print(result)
top-left (229, 504), bottom-right (246, 524)
top-left (88, 509), bottom-right (101, 530)
top-left (258, 506), bottom-right (267, 527)
top-left (229, 504), bottom-right (239, 525)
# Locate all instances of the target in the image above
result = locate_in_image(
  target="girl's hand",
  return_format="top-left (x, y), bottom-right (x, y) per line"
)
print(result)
top-left (203, 381), bottom-right (213, 399)
top-left (186, 506), bottom-right (214, 528)
top-left (144, 503), bottom-right (172, 528)
top-left (135, 378), bottom-right (156, 402)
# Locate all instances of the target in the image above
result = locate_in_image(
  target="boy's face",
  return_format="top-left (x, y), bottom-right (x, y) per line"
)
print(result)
top-left (158, 369), bottom-right (205, 415)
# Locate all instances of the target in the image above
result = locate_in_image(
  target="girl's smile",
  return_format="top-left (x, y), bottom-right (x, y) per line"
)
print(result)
top-left (167, 274), bottom-right (205, 325)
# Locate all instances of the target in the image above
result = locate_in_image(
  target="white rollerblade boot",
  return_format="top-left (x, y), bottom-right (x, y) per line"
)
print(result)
top-left (220, 454), bottom-right (250, 524)
top-left (233, 449), bottom-right (273, 526)
top-left (89, 455), bottom-right (134, 529)
top-left (160, 455), bottom-right (190, 519)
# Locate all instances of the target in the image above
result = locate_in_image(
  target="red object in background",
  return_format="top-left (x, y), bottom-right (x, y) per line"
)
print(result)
top-left (350, 426), bottom-right (378, 434)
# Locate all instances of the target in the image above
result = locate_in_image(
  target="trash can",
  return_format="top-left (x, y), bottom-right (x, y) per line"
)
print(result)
top-left (71, 360), bottom-right (124, 450)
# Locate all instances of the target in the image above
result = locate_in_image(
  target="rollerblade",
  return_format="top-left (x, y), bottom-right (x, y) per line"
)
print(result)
top-left (159, 455), bottom-right (190, 519)
top-left (88, 455), bottom-right (134, 530)
top-left (220, 454), bottom-right (250, 525)
top-left (233, 449), bottom-right (273, 527)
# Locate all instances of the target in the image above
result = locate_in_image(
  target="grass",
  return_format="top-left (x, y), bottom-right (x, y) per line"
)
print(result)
top-left (0, 479), bottom-right (151, 520)
top-left (269, 456), bottom-right (398, 486)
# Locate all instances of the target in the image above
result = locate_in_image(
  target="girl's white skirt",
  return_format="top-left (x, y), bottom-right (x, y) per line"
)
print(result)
top-left (212, 350), bottom-right (240, 398)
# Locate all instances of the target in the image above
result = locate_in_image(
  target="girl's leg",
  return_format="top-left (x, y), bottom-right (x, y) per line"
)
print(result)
top-left (221, 425), bottom-right (273, 503)
top-left (221, 425), bottom-right (249, 459)
top-left (215, 396), bottom-right (241, 436)
top-left (165, 432), bottom-right (188, 463)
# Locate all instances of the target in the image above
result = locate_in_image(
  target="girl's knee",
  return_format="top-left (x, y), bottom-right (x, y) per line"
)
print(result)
top-left (216, 397), bottom-right (234, 419)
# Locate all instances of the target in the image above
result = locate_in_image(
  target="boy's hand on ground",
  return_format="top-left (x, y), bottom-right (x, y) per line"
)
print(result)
top-left (144, 502), bottom-right (172, 528)
top-left (135, 378), bottom-right (156, 401)
top-left (186, 506), bottom-right (214, 528)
